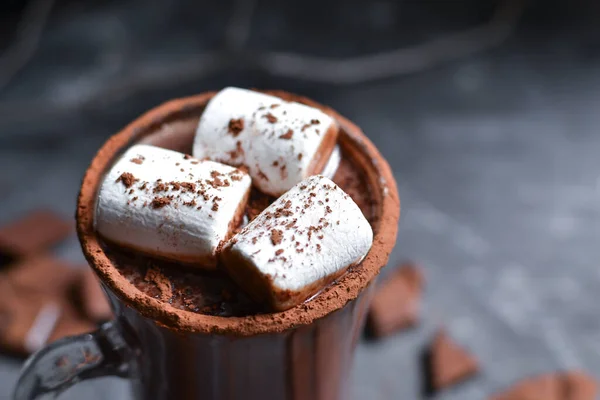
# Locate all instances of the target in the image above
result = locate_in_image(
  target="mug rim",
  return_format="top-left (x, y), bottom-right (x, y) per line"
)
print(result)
top-left (76, 90), bottom-right (400, 336)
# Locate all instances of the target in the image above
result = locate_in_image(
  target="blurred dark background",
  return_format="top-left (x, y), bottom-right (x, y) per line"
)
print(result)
top-left (2, 0), bottom-right (600, 399)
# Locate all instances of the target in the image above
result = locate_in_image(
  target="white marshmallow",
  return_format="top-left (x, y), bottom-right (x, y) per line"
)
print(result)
top-left (193, 87), bottom-right (339, 197)
top-left (193, 87), bottom-right (280, 166)
top-left (221, 175), bottom-right (373, 311)
top-left (322, 145), bottom-right (341, 179)
top-left (95, 144), bottom-right (251, 269)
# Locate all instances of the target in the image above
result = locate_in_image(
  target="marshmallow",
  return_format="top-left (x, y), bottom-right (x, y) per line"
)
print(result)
top-left (322, 145), bottom-right (341, 179)
top-left (221, 175), bottom-right (373, 311)
top-left (193, 87), bottom-right (339, 197)
top-left (95, 144), bottom-right (251, 269)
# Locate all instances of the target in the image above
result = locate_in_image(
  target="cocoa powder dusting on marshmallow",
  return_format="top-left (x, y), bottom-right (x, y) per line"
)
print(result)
top-left (130, 156), bottom-right (145, 164)
top-left (151, 197), bottom-right (171, 209)
top-left (154, 182), bottom-right (167, 193)
top-left (270, 229), bottom-right (283, 245)
top-left (264, 113), bottom-right (278, 123)
top-left (116, 172), bottom-right (136, 188)
top-left (183, 199), bottom-right (197, 207)
top-left (279, 129), bottom-right (293, 140)
top-left (228, 118), bottom-right (244, 137)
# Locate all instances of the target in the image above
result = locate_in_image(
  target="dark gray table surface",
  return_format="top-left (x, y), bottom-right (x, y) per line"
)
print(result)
top-left (1, 1), bottom-right (599, 399)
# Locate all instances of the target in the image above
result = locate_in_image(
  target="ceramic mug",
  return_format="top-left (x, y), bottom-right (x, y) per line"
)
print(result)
top-left (13, 91), bottom-right (399, 400)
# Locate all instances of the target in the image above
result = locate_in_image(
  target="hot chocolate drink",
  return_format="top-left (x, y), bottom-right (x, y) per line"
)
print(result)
top-left (94, 88), bottom-right (379, 318)
top-left (72, 89), bottom-right (399, 400)
top-left (103, 146), bottom-right (376, 317)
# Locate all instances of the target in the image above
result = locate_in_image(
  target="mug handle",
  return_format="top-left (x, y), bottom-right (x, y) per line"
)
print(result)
top-left (13, 321), bottom-right (133, 400)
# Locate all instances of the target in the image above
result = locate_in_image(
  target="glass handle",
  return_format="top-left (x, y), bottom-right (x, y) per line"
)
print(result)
top-left (13, 321), bottom-right (133, 400)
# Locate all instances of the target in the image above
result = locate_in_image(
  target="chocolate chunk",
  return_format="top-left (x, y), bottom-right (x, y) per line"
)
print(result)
top-left (428, 329), bottom-right (479, 391)
top-left (0, 210), bottom-right (72, 265)
top-left (564, 371), bottom-right (598, 400)
top-left (0, 288), bottom-right (62, 355)
top-left (78, 269), bottom-right (112, 322)
top-left (47, 305), bottom-right (96, 345)
top-left (4, 255), bottom-right (78, 295)
top-left (490, 372), bottom-right (598, 400)
top-left (366, 262), bottom-right (424, 337)
top-left (491, 374), bottom-right (561, 400)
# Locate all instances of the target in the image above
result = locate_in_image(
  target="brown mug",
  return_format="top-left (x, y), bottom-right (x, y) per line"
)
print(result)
top-left (13, 91), bottom-right (399, 400)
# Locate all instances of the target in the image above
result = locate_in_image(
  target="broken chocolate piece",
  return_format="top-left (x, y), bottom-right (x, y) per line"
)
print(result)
top-left (79, 269), bottom-right (113, 322)
top-left (0, 287), bottom-right (62, 355)
top-left (491, 374), bottom-right (561, 400)
top-left (47, 303), bottom-right (96, 344)
top-left (429, 329), bottom-right (479, 391)
top-left (366, 262), bottom-right (424, 337)
top-left (4, 255), bottom-right (78, 295)
top-left (490, 371), bottom-right (598, 400)
top-left (564, 371), bottom-right (598, 400)
top-left (0, 210), bottom-right (72, 265)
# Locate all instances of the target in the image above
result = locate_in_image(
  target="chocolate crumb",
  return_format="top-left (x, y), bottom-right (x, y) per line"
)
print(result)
top-left (151, 197), bottom-right (171, 209)
top-left (316, 244), bottom-right (322, 252)
top-left (264, 113), bottom-right (278, 123)
top-left (212, 203), bottom-right (219, 212)
top-left (279, 129), bottom-right (294, 140)
top-left (154, 182), bottom-right (167, 193)
top-left (184, 154), bottom-right (192, 160)
top-left (270, 229), bottom-right (283, 245)
top-left (116, 172), bottom-right (136, 188)
top-left (270, 104), bottom-right (280, 109)
top-left (252, 237), bottom-right (258, 244)
top-left (228, 118), bottom-right (244, 136)
top-left (298, 153), bottom-right (303, 161)
top-left (183, 199), bottom-right (197, 207)
top-left (275, 249), bottom-right (284, 256)
top-left (272, 160), bottom-right (279, 167)
top-left (326, 206), bottom-right (332, 214)
top-left (130, 156), bottom-right (145, 164)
